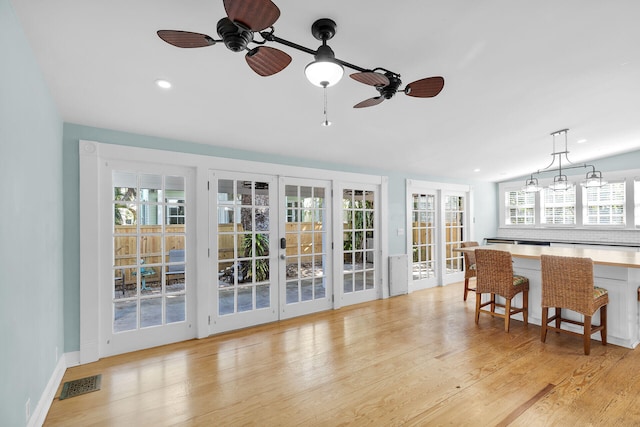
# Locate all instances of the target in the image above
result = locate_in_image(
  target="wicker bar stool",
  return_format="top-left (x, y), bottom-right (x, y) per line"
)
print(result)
top-left (461, 241), bottom-right (479, 301)
top-left (475, 249), bottom-right (529, 332)
top-left (540, 255), bottom-right (608, 355)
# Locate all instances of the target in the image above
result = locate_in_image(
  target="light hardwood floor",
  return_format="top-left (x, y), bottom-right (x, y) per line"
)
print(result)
top-left (45, 283), bottom-right (640, 426)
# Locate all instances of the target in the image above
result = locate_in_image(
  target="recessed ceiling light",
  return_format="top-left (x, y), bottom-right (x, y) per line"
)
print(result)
top-left (155, 79), bottom-right (172, 89)
top-left (473, 168), bottom-right (481, 172)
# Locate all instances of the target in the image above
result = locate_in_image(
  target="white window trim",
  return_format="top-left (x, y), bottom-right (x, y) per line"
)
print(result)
top-left (498, 168), bottom-right (640, 230)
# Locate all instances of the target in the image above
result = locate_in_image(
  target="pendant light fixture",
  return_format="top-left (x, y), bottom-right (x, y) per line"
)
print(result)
top-left (523, 129), bottom-right (607, 192)
top-left (304, 19), bottom-right (344, 88)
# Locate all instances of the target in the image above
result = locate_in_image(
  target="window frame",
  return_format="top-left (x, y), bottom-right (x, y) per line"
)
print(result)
top-left (498, 169), bottom-right (639, 229)
top-left (582, 180), bottom-right (626, 227)
top-left (540, 185), bottom-right (576, 226)
top-left (504, 189), bottom-right (536, 225)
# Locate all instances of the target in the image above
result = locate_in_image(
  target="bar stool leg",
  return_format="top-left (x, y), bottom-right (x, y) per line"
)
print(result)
top-left (601, 305), bottom-right (608, 345)
top-left (541, 307), bottom-right (549, 342)
top-left (504, 299), bottom-right (512, 332)
top-left (523, 290), bottom-right (529, 327)
top-left (584, 315), bottom-right (592, 355)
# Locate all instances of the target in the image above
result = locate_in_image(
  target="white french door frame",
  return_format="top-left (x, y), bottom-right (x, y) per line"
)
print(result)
top-left (406, 179), bottom-right (473, 291)
top-left (208, 171), bottom-right (279, 334)
top-left (100, 161), bottom-right (197, 358)
top-left (334, 180), bottom-right (387, 307)
top-left (278, 177), bottom-right (334, 319)
top-left (80, 142), bottom-right (199, 362)
top-left (440, 189), bottom-right (468, 286)
top-left (406, 182), bottom-right (440, 292)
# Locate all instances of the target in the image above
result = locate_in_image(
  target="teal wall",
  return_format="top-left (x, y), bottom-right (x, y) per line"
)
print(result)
top-left (0, 0), bottom-right (64, 424)
top-left (595, 150), bottom-right (640, 172)
top-left (506, 149), bottom-right (640, 183)
top-left (62, 123), bottom-right (498, 352)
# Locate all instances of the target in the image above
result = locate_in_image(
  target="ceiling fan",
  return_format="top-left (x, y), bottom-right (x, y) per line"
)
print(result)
top-left (157, 0), bottom-right (444, 108)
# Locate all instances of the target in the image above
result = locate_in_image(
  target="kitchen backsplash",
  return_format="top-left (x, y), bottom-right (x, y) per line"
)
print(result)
top-left (496, 228), bottom-right (640, 246)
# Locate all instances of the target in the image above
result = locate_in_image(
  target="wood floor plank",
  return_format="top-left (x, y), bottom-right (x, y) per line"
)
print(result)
top-left (45, 284), bottom-right (640, 426)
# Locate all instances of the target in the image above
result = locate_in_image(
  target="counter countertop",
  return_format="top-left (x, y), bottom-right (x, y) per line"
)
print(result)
top-left (486, 237), bottom-right (639, 248)
top-left (457, 244), bottom-right (640, 269)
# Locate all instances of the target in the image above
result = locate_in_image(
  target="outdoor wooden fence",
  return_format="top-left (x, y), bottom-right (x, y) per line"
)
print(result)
top-left (114, 222), bottom-right (325, 283)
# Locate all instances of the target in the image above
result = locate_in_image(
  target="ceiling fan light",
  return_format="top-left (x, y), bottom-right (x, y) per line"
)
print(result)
top-left (305, 60), bottom-right (344, 87)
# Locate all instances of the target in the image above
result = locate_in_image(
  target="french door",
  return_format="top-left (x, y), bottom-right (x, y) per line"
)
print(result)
top-left (409, 190), bottom-right (438, 290)
top-left (442, 191), bottom-right (466, 285)
top-left (279, 178), bottom-right (333, 319)
top-left (101, 163), bottom-right (196, 357)
top-left (339, 184), bottom-right (380, 306)
top-left (407, 181), bottom-right (471, 290)
top-left (210, 172), bottom-right (279, 331)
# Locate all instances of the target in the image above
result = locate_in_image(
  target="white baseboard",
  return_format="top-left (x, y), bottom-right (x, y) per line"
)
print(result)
top-left (28, 351), bottom-right (78, 427)
top-left (64, 351), bottom-right (81, 367)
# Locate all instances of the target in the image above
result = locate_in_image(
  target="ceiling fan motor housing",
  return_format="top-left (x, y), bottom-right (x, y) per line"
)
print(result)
top-left (311, 18), bottom-right (337, 41)
top-left (378, 73), bottom-right (402, 99)
top-left (217, 17), bottom-right (253, 52)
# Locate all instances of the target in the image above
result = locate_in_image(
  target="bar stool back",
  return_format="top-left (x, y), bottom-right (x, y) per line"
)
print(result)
top-left (461, 241), bottom-right (478, 301)
top-left (475, 249), bottom-right (529, 332)
top-left (540, 255), bottom-right (608, 355)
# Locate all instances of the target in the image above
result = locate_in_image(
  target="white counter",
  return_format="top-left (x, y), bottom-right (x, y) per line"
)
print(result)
top-left (459, 244), bottom-right (640, 348)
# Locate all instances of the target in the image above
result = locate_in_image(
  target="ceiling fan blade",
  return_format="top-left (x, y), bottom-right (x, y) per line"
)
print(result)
top-left (350, 72), bottom-right (390, 87)
top-left (246, 46), bottom-right (292, 76)
top-left (354, 96), bottom-right (385, 109)
top-left (157, 30), bottom-right (216, 48)
top-left (223, 0), bottom-right (280, 31)
top-left (404, 76), bottom-right (445, 98)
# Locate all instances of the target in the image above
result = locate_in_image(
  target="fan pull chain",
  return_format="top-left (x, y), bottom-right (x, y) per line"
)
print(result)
top-left (322, 84), bottom-right (332, 127)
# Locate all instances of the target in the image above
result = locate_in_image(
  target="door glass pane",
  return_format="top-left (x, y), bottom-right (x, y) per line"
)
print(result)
top-left (167, 295), bottom-right (186, 323)
top-left (165, 176), bottom-right (185, 202)
top-left (114, 300), bottom-right (137, 333)
top-left (237, 286), bottom-right (253, 312)
top-left (343, 188), bottom-right (375, 294)
top-left (219, 289), bottom-right (234, 315)
top-left (140, 298), bottom-right (162, 328)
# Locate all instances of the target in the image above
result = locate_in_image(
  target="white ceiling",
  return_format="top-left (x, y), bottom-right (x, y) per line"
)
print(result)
top-left (11, 0), bottom-right (640, 182)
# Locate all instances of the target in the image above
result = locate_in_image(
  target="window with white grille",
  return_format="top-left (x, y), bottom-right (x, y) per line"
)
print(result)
top-left (505, 190), bottom-right (535, 225)
top-left (541, 186), bottom-right (575, 225)
top-left (583, 182), bottom-right (625, 225)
